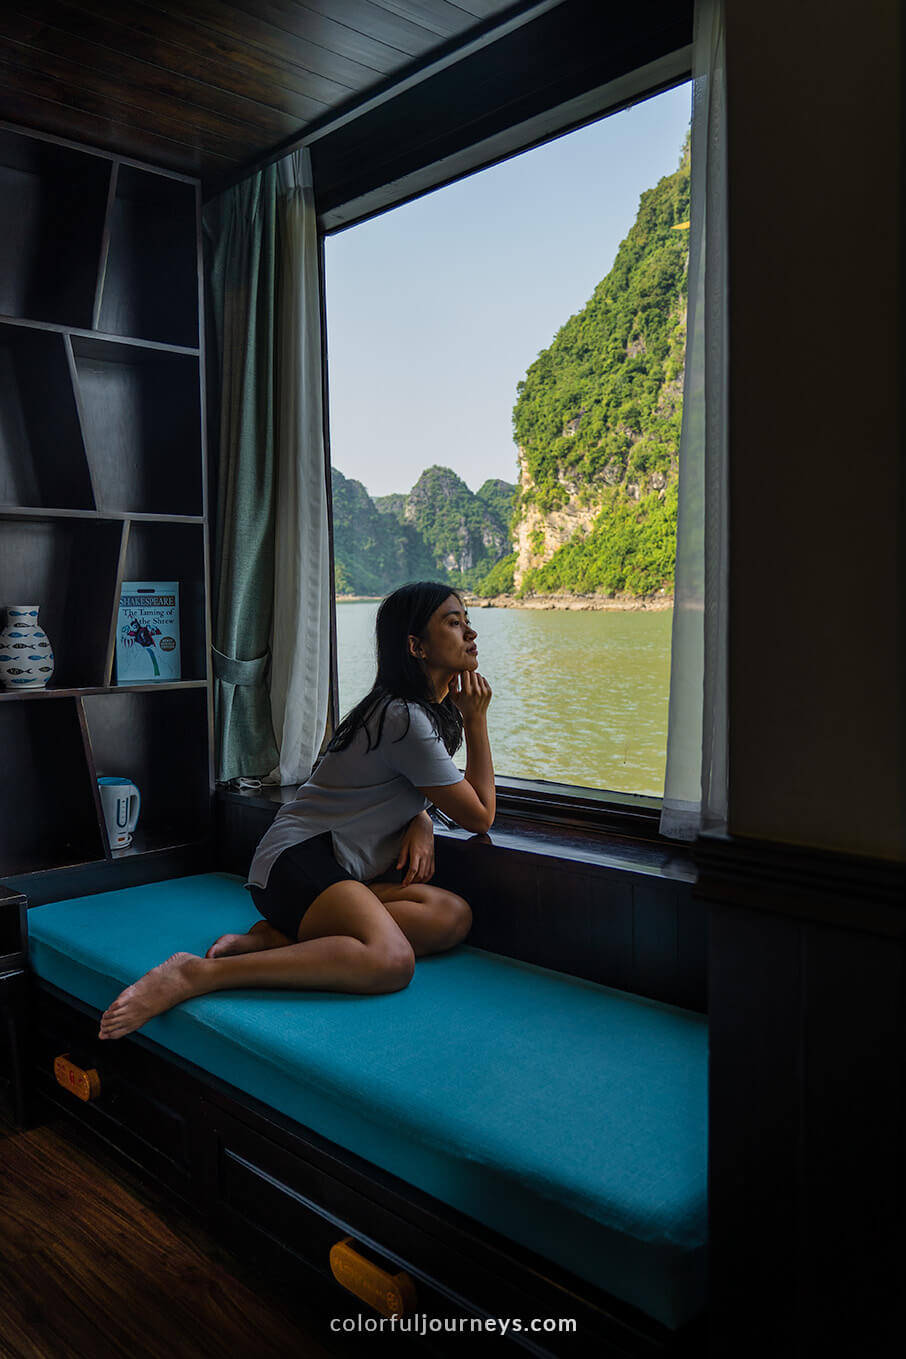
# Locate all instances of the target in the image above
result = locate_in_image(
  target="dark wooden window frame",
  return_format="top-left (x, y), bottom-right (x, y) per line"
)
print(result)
top-left (311, 12), bottom-right (693, 846)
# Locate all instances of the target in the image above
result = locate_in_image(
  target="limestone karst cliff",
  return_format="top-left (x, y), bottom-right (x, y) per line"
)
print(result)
top-left (333, 465), bottom-right (514, 595)
top-left (508, 132), bottom-right (689, 597)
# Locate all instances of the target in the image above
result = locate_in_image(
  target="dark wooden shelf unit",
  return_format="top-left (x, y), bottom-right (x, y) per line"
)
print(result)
top-left (0, 698), bottom-right (105, 876)
top-left (0, 324), bottom-right (96, 511)
top-left (0, 121), bottom-right (210, 882)
top-left (96, 164), bottom-right (199, 349)
top-left (83, 688), bottom-right (211, 857)
top-left (121, 522), bottom-right (207, 682)
top-left (0, 680), bottom-right (208, 703)
top-left (0, 129), bottom-right (110, 331)
top-left (72, 338), bottom-right (203, 517)
top-left (0, 515), bottom-right (124, 688)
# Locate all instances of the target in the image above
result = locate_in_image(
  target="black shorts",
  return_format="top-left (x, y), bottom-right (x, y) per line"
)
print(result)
top-left (248, 832), bottom-right (354, 939)
top-left (248, 832), bottom-right (405, 940)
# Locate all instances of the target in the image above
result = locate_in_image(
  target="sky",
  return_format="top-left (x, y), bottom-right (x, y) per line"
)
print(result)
top-left (324, 81), bottom-right (691, 499)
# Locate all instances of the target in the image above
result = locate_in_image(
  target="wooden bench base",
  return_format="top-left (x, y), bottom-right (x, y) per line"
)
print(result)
top-left (27, 978), bottom-right (707, 1358)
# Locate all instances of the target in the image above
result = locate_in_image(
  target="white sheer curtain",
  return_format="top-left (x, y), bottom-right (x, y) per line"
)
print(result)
top-left (659, 0), bottom-right (729, 840)
top-left (264, 148), bottom-right (332, 787)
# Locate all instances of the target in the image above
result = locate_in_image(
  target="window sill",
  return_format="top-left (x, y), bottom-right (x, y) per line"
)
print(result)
top-left (491, 774), bottom-right (663, 837)
top-left (216, 783), bottom-right (694, 886)
top-left (433, 816), bottom-right (694, 884)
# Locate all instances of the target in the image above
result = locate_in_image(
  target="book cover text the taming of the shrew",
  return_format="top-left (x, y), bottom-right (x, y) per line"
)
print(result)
top-left (116, 582), bottom-right (181, 683)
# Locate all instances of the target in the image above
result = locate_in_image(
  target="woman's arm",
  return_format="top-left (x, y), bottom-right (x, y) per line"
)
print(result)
top-left (396, 809), bottom-right (435, 886)
top-left (421, 671), bottom-right (495, 833)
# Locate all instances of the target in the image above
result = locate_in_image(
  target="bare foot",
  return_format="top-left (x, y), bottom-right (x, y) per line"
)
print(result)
top-left (205, 922), bottom-right (290, 959)
top-left (98, 952), bottom-right (205, 1040)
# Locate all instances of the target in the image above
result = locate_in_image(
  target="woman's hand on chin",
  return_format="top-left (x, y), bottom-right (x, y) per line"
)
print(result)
top-left (449, 669), bottom-right (492, 723)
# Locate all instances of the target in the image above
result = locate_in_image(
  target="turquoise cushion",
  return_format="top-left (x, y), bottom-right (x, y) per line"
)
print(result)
top-left (28, 873), bottom-right (708, 1328)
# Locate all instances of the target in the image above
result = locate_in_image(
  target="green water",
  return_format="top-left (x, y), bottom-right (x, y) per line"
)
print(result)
top-left (336, 601), bottom-right (672, 797)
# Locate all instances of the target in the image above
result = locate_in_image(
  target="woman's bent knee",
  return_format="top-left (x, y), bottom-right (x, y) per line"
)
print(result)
top-left (439, 893), bottom-right (472, 947)
top-left (366, 940), bottom-right (416, 993)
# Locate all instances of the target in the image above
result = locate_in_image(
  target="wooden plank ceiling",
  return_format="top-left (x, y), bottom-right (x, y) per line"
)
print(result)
top-left (0, 0), bottom-right (533, 185)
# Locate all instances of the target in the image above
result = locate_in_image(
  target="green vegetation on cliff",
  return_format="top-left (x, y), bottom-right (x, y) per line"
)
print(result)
top-left (512, 134), bottom-right (689, 597)
top-left (475, 478), bottom-right (518, 532)
top-left (331, 468), bottom-right (435, 595)
top-left (390, 466), bottom-right (509, 585)
top-left (333, 465), bottom-right (514, 596)
top-left (521, 484), bottom-right (677, 596)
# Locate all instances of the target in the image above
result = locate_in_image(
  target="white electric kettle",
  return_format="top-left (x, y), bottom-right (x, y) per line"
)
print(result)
top-left (97, 776), bottom-right (141, 849)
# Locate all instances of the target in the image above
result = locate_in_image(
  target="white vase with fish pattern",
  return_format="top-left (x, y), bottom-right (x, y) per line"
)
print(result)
top-left (0, 606), bottom-right (55, 689)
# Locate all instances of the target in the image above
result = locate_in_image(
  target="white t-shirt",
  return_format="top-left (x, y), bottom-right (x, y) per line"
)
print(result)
top-left (246, 698), bottom-right (465, 890)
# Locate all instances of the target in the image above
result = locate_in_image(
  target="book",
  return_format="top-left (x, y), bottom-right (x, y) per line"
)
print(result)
top-left (116, 582), bottom-right (181, 683)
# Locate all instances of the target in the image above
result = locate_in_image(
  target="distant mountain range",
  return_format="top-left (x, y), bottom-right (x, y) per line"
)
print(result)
top-left (331, 465), bottom-right (515, 595)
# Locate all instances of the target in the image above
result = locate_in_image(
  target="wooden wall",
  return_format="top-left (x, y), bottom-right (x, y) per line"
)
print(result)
top-left (703, 3), bottom-right (905, 1352)
top-left (724, 0), bottom-right (904, 862)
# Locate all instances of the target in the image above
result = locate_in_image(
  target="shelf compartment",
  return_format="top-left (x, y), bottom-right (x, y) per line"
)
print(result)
top-left (0, 129), bottom-right (110, 330)
top-left (71, 336), bottom-right (202, 517)
top-left (0, 698), bottom-right (106, 876)
top-left (0, 681), bottom-right (208, 703)
top-left (118, 522), bottom-right (208, 683)
top-left (0, 324), bottom-right (95, 510)
top-left (82, 688), bottom-right (211, 856)
top-left (0, 516), bottom-right (124, 688)
top-left (96, 165), bottom-right (199, 348)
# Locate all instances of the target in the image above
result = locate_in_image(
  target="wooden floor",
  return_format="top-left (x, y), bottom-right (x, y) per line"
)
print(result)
top-left (0, 1109), bottom-right (357, 1359)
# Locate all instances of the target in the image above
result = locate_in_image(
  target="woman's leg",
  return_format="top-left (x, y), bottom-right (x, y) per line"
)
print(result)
top-left (205, 919), bottom-right (291, 959)
top-left (98, 880), bottom-right (416, 1041)
top-left (366, 883), bottom-right (472, 956)
top-left (204, 885), bottom-right (472, 961)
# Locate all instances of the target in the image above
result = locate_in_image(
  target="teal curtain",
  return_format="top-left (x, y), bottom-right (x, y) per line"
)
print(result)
top-left (204, 168), bottom-right (281, 782)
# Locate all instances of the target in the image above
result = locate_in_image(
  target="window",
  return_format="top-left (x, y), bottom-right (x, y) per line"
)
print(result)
top-left (324, 82), bottom-right (691, 806)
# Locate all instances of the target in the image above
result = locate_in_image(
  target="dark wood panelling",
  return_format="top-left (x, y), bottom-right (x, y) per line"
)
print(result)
top-left (463, 852), bottom-right (638, 992)
top-left (707, 907), bottom-right (801, 1359)
top-left (431, 837), bottom-right (704, 1008)
top-left (797, 926), bottom-right (905, 1355)
top-left (0, 884), bottom-right (27, 1122)
top-left (62, 0), bottom-right (334, 120)
top-left (0, 885), bottom-right (27, 963)
top-left (695, 833), bottom-right (906, 935)
top-left (0, 12), bottom-right (295, 152)
top-left (702, 829), bottom-right (906, 1358)
top-left (0, 3), bottom-right (309, 136)
top-left (131, 0), bottom-right (368, 95)
top-left (210, 0), bottom-right (435, 70)
top-left (0, 86), bottom-right (233, 178)
top-left (0, 34), bottom-right (258, 162)
top-left (0, 0), bottom-right (535, 181)
top-left (674, 878), bottom-right (707, 1014)
top-left (296, 0), bottom-right (469, 45)
top-left (631, 881), bottom-right (679, 1003)
top-left (309, 0), bottom-right (693, 218)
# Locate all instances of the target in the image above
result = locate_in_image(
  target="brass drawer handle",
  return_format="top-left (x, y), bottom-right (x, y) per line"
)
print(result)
top-left (53, 1053), bottom-right (101, 1102)
top-left (329, 1237), bottom-right (417, 1317)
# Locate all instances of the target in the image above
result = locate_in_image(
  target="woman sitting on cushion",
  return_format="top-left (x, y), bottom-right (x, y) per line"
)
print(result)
top-left (99, 581), bottom-right (493, 1040)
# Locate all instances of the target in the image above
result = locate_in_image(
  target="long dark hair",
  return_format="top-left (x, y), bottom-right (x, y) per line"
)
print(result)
top-left (328, 582), bottom-right (465, 758)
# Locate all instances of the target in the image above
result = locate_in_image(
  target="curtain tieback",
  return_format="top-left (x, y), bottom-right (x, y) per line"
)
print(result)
top-left (212, 647), bottom-right (269, 687)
